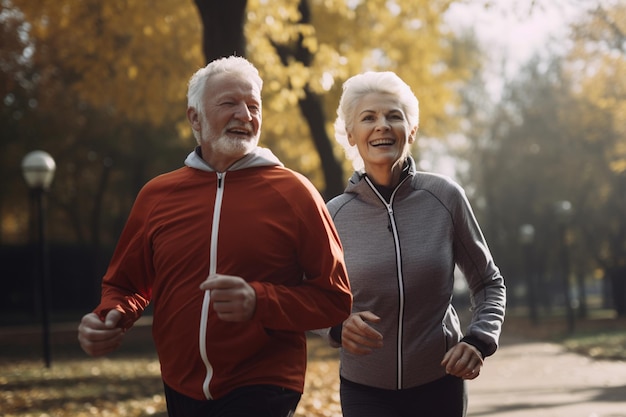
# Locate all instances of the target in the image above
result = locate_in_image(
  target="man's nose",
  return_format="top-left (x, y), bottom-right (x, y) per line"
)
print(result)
top-left (234, 102), bottom-right (252, 120)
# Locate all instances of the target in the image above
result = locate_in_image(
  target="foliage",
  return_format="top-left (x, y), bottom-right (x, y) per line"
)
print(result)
top-left (1, 357), bottom-right (166, 417)
top-left (1, 0), bottom-right (203, 246)
top-left (0, 328), bottom-right (341, 417)
top-left (568, 2), bottom-right (626, 176)
top-left (1, 0), bottom-right (478, 250)
top-left (245, 0), bottom-right (470, 187)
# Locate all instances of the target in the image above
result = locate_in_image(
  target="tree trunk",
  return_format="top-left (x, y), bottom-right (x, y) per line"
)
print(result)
top-left (270, 0), bottom-right (344, 199)
top-left (298, 87), bottom-right (345, 199)
top-left (608, 266), bottom-right (626, 317)
top-left (193, 0), bottom-right (248, 63)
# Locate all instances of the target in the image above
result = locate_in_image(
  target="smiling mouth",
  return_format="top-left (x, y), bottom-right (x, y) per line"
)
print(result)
top-left (370, 139), bottom-right (395, 147)
top-left (226, 125), bottom-right (253, 137)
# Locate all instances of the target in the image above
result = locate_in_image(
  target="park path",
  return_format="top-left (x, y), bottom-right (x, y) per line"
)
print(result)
top-left (467, 334), bottom-right (626, 417)
top-left (2, 318), bottom-right (625, 417)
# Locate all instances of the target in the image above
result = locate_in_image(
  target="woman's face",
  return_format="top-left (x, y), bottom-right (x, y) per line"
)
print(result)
top-left (348, 92), bottom-right (416, 172)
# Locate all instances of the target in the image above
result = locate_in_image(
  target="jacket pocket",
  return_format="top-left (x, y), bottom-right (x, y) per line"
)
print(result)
top-left (441, 305), bottom-right (462, 352)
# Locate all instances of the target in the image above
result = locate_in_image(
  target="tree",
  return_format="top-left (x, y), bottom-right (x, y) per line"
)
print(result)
top-left (0, 4), bottom-right (35, 244)
top-left (567, 1), bottom-right (626, 314)
top-left (4, 0), bottom-right (203, 246)
top-left (459, 1), bottom-right (626, 318)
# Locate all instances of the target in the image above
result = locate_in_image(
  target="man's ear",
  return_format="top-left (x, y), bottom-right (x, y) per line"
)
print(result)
top-left (187, 107), bottom-right (201, 132)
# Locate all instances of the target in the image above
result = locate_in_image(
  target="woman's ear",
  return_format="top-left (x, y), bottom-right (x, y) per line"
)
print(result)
top-left (408, 125), bottom-right (418, 144)
top-left (347, 131), bottom-right (356, 146)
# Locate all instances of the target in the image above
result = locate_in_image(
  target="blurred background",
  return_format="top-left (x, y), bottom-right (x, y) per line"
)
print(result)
top-left (1, 0), bottom-right (624, 332)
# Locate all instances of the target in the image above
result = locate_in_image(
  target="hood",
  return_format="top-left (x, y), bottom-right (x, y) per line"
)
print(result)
top-left (184, 146), bottom-right (284, 173)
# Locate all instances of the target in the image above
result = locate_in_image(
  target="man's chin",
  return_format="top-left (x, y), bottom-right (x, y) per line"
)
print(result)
top-left (216, 137), bottom-right (258, 156)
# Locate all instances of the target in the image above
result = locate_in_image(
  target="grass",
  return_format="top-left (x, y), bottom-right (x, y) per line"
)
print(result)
top-left (563, 330), bottom-right (626, 360)
top-left (500, 309), bottom-right (626, 360)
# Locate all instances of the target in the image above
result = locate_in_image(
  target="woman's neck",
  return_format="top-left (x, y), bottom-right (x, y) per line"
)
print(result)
top-left (365, 161), bottom-right (406, 188)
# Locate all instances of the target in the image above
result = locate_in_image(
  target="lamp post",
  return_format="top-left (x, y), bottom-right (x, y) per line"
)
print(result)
top-left (519, 224), bottom-right (538, 325)
top-left (21, 150), bottom-right (56, 368)
top-left (554, 200), bottom-right (575, 334)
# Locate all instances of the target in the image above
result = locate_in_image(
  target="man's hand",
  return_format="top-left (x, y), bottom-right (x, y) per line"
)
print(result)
top-left (77, 310), bottom-right (124, 357)
top-left (200, 274), bottom-right (257, 322)
top-left (441, 341), bottom-right (484, 380)
top-left (341, 311), bottom-right (383, 355)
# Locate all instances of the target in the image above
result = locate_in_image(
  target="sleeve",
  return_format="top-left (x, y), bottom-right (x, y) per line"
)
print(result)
top-left (250, 176), bottom-right (352, 332)
top-left (309, 194), bottom-right (353, 347)
top-left (92, 184), bottom-right (156, 331)
top-left (308, 324), bottom-right (343, 348)
top-left (451, 182), bottom-right (506, 357)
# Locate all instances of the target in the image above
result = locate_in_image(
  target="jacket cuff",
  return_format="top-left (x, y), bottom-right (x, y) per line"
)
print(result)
top-left (461, 335), bottom-right (490, 359)
top-left (329, 323), bottom-right (343, 345)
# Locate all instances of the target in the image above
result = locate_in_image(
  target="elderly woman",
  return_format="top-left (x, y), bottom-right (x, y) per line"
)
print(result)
top-left (323, 71), bottom-right (506, 417)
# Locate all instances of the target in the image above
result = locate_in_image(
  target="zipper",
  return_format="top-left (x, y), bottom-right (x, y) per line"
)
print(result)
top-left (364, 176), bottom-right (407, 389)
top-left (199, 171), bottom-right (226, 399)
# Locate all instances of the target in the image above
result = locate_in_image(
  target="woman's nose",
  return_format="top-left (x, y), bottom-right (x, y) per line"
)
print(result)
top-left (375, 119), bottom-right (391, 130)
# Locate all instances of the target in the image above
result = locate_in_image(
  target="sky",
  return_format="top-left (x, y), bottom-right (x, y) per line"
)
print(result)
top-left (421, 1), bottom-right (597, 179)
top-left (444, 0), bottom-right (590, 95)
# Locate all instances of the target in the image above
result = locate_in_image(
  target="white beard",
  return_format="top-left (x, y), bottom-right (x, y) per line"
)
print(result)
top-left (199, 113), bottom-right (260, 160)
top-left (210, 133), bottom-right (258, 157)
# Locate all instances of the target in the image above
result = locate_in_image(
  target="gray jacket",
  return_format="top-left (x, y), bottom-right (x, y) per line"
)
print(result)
top-left (326, 157), bottom-right (506, 390)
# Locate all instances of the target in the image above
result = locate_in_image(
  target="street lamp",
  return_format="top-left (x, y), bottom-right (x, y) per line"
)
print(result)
top-left (21, 150), bottom-right (56, 368)
top-left (519, 224), bottom-right (538, 325)
top-left (554, 200), bottom-right (575, 334)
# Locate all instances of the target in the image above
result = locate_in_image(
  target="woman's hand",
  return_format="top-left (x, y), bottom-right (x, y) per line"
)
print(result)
top-left (441, 341), bottom-right (484, 380)
top-left (341, 311), bottom-right (383, 355)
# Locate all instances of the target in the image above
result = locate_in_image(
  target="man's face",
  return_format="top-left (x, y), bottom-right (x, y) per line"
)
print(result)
top-left (191, 72), bottom-right (262, 171)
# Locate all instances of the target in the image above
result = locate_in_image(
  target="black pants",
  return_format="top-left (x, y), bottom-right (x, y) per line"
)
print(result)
top-left (164, 383), bottom-right (301, 417)
top-left (340, 375), bottom-right (467, 417)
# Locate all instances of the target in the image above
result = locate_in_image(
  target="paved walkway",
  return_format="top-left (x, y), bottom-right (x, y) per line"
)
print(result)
top-left (467, 335), bottom-right (626, 417)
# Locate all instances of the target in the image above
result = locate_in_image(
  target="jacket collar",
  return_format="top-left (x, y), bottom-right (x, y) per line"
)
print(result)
top-left (184, 146), bottom-right (284, 173)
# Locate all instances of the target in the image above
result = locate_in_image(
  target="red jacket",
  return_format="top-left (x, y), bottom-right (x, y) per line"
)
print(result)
top-left (94, 148), bottom-right (352, 400)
